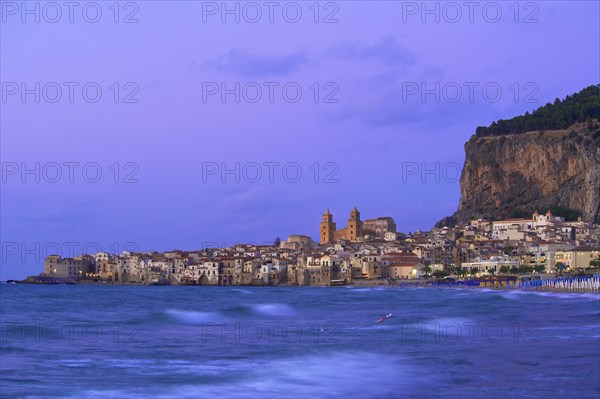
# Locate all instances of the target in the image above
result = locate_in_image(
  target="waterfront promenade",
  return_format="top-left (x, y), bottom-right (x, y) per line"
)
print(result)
top-left (430, 274), bottom-right (600, 293)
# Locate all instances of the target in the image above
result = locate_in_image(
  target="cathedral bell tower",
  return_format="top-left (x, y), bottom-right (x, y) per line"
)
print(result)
top-left (347, 206), bottom-right (363, 241)
top-left (320, 209), bottom-right (336, 244)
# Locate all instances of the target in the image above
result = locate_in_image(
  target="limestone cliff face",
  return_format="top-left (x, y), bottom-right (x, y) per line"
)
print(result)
top-left (454, 127), bottom-right (600, 224)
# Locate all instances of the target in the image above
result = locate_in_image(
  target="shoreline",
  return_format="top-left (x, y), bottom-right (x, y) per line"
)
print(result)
top-left (4, 278), bottom-right (599, 294)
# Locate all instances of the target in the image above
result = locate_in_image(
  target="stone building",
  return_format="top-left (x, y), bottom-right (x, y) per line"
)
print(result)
top-left (43, 255), bottom-right (92, 278)
top-left (363, 217), bottom-right (397, 238)
top-left (382, 252), bottom-right (425, 279)
top-left (320, 207), bottom-right (363, 244)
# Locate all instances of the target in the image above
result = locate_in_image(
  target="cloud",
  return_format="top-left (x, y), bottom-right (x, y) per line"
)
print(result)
top-left (328, 36), bottom-right (416, 67)
top-left (319, 38), bottom-right (506, 129)
top-left (199, 49), bottom-right (308, 77)
top-left (222, 185), bottom-right (267, 209)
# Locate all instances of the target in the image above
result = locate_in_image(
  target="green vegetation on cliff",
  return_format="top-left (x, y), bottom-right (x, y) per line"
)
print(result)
top-left (438, 85), bottom-right (600, 228)
top-left (475, 84), bottom-right (600, 137)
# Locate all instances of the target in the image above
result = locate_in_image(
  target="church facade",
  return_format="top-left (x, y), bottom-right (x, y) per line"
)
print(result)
top-left (320, 207), bottom-right (363, 244)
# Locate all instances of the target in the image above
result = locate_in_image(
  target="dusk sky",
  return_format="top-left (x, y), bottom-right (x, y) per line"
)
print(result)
top-left (1, 0), bottom-right (599, 279)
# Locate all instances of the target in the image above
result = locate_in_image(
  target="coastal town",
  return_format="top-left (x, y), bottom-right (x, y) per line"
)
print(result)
top-left (29, 208), bottom-right (600, 287)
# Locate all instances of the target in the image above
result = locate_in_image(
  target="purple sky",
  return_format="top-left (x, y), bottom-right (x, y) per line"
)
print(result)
top-left (1, 1), bottom-right (599, 279)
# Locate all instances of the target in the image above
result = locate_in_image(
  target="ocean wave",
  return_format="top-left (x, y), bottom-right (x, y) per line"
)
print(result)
top-left (230, 288), bottom-right (254, 294)
top-left (162, 309), bottom-right (227, 324)
top-left (158, 303), bottom-right (296, 325)
top-left (500, 290), bottom-right (600, 301)
top-left (66, 351), bottom-right (416, 399)
top-left (345, 287), bottom-right (387, 292)
top-left (421, 317), bottom-right (476, 334)
top-left (251, 303), bottom-right (296, 317)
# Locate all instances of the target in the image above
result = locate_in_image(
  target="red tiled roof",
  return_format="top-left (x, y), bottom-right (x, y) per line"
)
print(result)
top-left (388, 261), bottom-right (419, 267)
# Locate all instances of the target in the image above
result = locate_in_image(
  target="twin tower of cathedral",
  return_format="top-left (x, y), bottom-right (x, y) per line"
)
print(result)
top-left (320, 207), bottom-right (363, 244)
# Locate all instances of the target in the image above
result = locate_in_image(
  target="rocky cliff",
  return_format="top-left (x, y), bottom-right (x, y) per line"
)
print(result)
top-left (453, 124), bottom-right (600, 224)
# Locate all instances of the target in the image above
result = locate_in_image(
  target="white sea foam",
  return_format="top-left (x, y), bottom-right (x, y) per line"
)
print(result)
top-left (500, 290), bottom-right (600, 301)
top-left (347, 287), bottom-right (386, 292)
top-left (69, 352), bottom-right (417, 399)
top-left (252, 303), bottom-right (296, 317)
top-left (50, 359), bottom-right (94, 368)
top-left (162, 303), bottom-right (296, 325)
top-left (164, 309), bottom-right (227, 324)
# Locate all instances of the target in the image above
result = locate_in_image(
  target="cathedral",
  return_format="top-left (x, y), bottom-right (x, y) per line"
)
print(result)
top-left (320, 207), bottom-right (363, 244)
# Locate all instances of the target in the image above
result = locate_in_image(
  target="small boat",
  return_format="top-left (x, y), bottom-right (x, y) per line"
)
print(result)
top-left (375, 313), bottom-right (392, 324)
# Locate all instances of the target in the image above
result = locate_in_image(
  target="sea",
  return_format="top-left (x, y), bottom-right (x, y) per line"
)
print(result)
top-left (1, 285), bottom-right (599, 399)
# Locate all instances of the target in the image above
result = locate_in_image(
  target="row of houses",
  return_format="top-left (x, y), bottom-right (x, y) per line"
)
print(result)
top-left (38, 212), bottom-right (599, 284)
top-left (42, 247), bottom-right (427, 286)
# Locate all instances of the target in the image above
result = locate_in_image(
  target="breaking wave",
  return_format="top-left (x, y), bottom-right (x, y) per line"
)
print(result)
top-left (158, 303), bottom-right (297, 325)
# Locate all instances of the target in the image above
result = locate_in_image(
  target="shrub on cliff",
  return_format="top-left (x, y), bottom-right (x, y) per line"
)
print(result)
top-left (475, 85), bottom-right (600, 137)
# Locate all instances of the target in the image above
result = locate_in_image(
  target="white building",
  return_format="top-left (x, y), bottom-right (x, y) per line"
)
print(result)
top-left (461, 256), bottom-right (519, 275)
